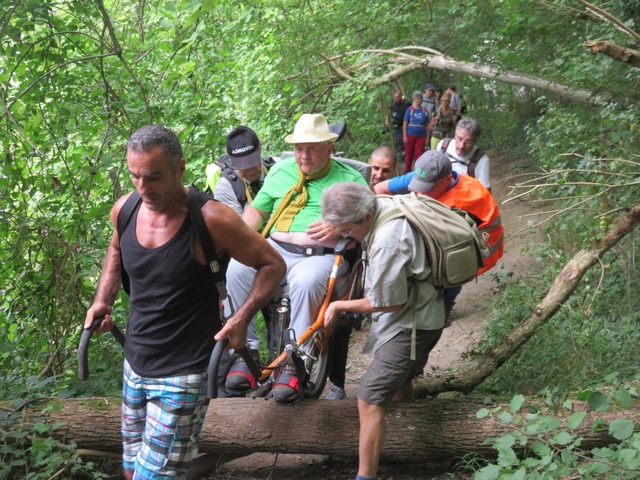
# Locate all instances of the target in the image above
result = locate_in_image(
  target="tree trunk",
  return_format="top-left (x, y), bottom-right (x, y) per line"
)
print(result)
top-left (14, 396), bottom-right (622, 464)
top-left (416, 201), bottom-right (640, 397)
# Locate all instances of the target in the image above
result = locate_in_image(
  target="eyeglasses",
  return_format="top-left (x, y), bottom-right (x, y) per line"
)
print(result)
top-left (333, 220), bottom-right (363, 238)
top-left (335, 228), bottom-right (353, 238)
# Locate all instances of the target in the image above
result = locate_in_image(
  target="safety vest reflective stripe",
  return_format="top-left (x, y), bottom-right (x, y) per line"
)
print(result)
top-left (478, 215), bottom-right (501, 232)
top-left (486, 232), bottom-right (504, 256)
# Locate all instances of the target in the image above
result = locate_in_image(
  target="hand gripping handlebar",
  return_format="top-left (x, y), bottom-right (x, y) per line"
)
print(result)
top-left (78, 316), bottom-right (126, 381)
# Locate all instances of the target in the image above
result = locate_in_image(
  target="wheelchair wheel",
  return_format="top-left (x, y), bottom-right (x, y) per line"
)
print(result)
top-left (299, 329), bottom-right (331, 399)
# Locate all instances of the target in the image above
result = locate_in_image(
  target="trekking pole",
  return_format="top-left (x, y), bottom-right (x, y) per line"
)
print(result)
top-left (78, 316), bottom-right (125, 381)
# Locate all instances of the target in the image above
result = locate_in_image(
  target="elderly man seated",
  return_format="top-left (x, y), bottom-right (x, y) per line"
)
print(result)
top-left (224, 113), bottom-right (368, 404)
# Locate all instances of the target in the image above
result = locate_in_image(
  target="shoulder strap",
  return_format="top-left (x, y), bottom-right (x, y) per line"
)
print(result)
top-left (366, 197), bottom-right (404, 256)
top-left (440, 137), bottom-right (452, 152)
top-left (185, 185), bottom-right (228, 300)
top-left (467, 148), bottom-right (485, 178)
top-left (220, 165), bottom-right (248, 207)
top-left (116, 191), bottom-right (142, 295)
top-left (214, 153), bottom-right (232, 169)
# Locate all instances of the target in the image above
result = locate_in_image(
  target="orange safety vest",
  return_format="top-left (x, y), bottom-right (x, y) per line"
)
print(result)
top-left (437, 174), bottom-right (504, 276)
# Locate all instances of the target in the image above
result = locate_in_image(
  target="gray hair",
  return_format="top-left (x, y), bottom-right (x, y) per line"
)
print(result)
top-left (412, 90), bottom-right (423, 99)
top-left (370, 145), bottom-right (396, 165)
top-left (456, 117), bottom-right (482, 139)
top-left (127, 125), bottom-right (183, 170)
top-left (321, 183), bottom-right (377, 225)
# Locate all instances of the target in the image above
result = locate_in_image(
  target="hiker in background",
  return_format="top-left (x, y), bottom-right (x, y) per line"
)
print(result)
top-left (321, 182), bottom-right (444, 480)
top-left (434, 87), bottom-right (443, 110)
top-left (402, 91), bottom-right (431, 174)
top-left (385, 90), bottom-right (411, 163)
top-left (422, 83), bottom-right (437, 152)
top-left (459, 94), bottom-right (469, 117)
top-left (204, 125), bottom-right (276, 396)
top-left (325, 145), bottom-right (398, 401)
top-left (446, 84), bottom-right (462, 116)
top-left (374, 150), bottom-right (502, 378)
top-left (436, 117), bottom-right (491, 191)
top-left (430, 93), bottom-right (457, 151)
top-left (422, 83), bottom-right (437, 117)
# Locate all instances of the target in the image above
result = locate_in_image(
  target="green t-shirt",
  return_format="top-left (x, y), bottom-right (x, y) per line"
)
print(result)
top-left (253, 157), bottom-right (368, 234)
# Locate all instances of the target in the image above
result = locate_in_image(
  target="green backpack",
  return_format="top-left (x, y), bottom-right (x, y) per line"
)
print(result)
top-left (370, 193), bottom-right (491, 289)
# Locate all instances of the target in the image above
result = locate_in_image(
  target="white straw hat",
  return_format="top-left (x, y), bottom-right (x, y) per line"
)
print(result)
top-left (284, 114), bottom-right (339, 143)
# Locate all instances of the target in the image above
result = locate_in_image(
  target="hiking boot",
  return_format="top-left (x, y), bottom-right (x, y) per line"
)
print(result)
top-left (225, 350), bottom-right (259, 392)
top-left (273, 360), bottom-right (300, 404)
top-left (325, 385), bottom-right (346, 400)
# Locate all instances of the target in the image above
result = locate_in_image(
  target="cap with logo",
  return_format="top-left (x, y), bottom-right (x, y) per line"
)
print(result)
top-left (226, 126), bottom-right (261, 170)
top-left (407, 150), bottom-right (452, 193)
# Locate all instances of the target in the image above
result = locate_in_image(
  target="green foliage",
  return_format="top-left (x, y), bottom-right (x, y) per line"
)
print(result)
top-left (470, 389), bottom-right (640, 479)
top-left (0, 409), bottom-right (110, 480)
top-left (479, 241), bottom-right (640, 396)
top-left (1, 0), bottom-right (640, 477)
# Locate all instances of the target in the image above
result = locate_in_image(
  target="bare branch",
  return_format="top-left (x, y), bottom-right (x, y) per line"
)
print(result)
top-left (585, 40), bottom-right (640, 67)
top-left (577, 0), bottom-right (640, 43)
top-left (318, 47), bottom-right (608, 106)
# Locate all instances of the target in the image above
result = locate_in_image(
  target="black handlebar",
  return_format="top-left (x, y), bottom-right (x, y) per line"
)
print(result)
top-left (207, 337), bottom-right (229, 399)
top-left (78, 316), bottom-right (125, 381)
top-left (207, 339), bottom-right (263, 399)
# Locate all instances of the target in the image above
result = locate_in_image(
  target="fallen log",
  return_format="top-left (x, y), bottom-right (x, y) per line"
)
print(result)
top-left (10, 396), bottom-right (625, 465)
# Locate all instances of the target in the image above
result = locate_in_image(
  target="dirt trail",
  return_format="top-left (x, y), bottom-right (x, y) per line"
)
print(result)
top-left (211, 151), bottom-right (541, 480)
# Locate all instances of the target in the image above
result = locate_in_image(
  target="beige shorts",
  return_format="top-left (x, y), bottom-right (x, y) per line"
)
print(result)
top-left (358, 328), bottom-right (442, 407)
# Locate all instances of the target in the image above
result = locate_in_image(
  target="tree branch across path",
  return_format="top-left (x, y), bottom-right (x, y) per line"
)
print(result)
top-left (317, 47), bottom-right (608, 106)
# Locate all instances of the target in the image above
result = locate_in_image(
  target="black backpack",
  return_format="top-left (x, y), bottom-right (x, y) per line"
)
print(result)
top-left (210, 154), bottom-right (275, 208)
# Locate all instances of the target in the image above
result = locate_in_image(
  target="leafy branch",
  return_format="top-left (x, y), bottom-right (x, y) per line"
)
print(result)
top-left (94, 0), bottom-right (152, 123)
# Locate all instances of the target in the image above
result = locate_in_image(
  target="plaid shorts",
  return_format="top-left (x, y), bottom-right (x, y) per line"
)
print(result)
top-left (122, 360), bottom-right (209, 480)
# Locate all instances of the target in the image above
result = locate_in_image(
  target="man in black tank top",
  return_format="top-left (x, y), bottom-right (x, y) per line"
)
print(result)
top-left (83, 125), bottom-right (285, 480)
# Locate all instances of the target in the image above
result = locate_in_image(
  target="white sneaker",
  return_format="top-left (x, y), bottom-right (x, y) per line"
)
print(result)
top-left (325, 385), bottom-right (347, 400)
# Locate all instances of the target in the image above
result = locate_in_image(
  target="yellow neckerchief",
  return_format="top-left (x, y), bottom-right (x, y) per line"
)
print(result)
top-left (243, 163), bottom-right (268, 204)
top-left (261, 157), bottom-right (333, 237)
